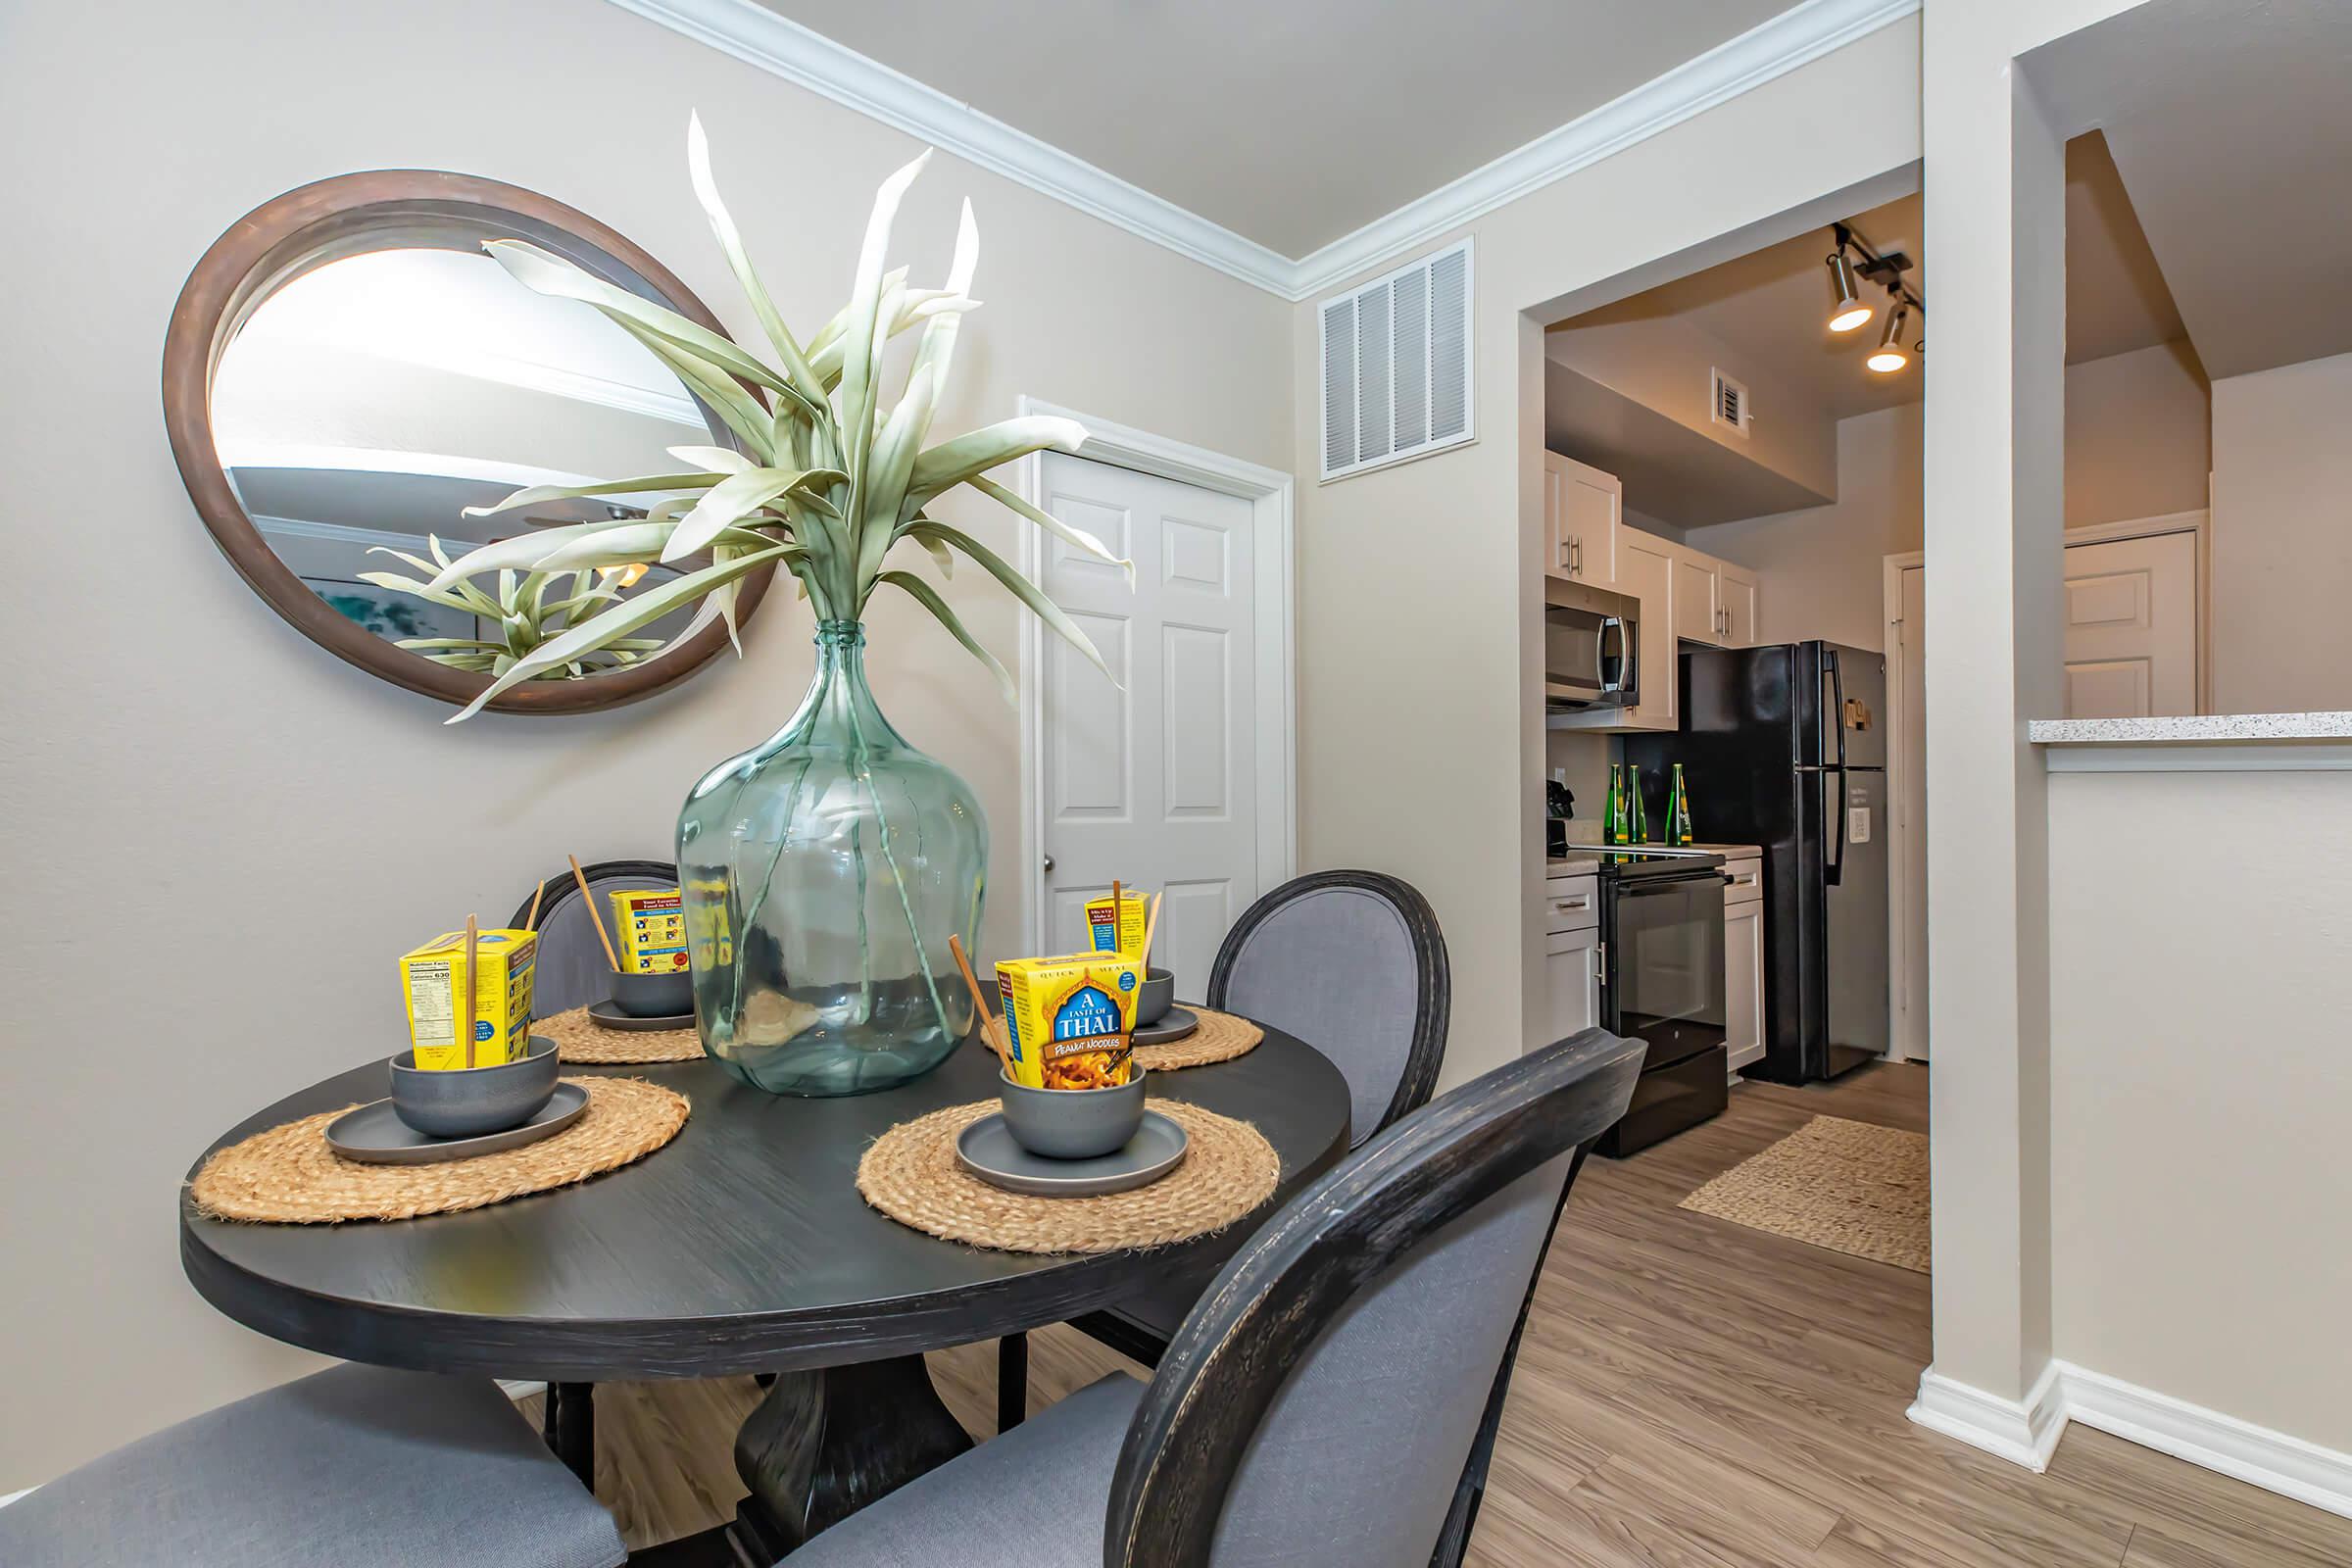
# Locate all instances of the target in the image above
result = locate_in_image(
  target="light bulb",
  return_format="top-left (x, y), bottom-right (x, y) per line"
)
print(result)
top-left (1825, 250), bottom-right (1872, 333)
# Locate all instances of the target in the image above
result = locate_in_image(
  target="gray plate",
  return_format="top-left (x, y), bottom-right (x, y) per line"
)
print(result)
top-left (325, 1083), bottom-right (589, 1166)
top-left (956, 1108), bottom-right (1190, 1198)
top-left (586, 999), bottom-right (696, 1032)
top-left (1132, 1005), bottom-right (1200, 1047)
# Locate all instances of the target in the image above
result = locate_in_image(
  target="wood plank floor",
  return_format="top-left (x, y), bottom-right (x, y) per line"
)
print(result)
top-left (527, 1063), bottom-right (2352, 1565)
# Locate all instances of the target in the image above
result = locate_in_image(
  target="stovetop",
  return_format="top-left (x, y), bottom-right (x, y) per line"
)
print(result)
top-left (1549, 847), bottom-right (1727, 880)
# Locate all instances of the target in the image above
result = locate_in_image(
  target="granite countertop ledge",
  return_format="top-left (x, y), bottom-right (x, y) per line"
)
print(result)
top-left (2028, 711), bottom-right (2352, 744)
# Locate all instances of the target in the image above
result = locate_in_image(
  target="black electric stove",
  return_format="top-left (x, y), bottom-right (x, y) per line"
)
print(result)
top-left (1553, 848), bottom-right (1731, 1154)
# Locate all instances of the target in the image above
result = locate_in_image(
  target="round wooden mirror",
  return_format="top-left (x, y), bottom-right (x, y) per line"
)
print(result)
top-left (163, 170), bottom-right (776, 714)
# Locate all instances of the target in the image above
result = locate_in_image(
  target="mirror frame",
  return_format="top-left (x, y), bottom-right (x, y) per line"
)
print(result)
top-left (163, 169), bottom-right (776, 715)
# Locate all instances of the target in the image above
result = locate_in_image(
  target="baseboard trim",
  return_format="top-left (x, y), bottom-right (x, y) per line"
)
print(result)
top-left (1910, 1360), bottom-right (2352, 1519)
top-left (1908, 1360), bottom-right (2066, 1472)
top-left (2056, 1362), bottom-right (2352, 1522)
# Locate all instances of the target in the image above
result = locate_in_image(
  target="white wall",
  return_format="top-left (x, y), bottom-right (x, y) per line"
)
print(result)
top-left (1291, 16), bottom-right (1923, 1085)
top-left (2048, 768), bottom-right (2352, 1453)
top-left (2210, 350), bottom-right (2352, 713)
top-left (1686, 341), bottom-right (2209, 652)
top-left (0, 0), bottom-right (1291, 1486)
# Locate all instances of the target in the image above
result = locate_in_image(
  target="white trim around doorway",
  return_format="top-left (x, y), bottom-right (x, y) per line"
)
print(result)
top-left (1008, 400), bottom-right (1298, 957)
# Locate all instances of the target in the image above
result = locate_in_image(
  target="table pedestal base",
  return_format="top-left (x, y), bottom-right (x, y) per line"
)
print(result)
top-left (726, 1355), bottom-right (975, 1561)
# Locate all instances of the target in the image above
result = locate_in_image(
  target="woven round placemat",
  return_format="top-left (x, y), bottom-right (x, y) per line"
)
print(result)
top-left (857, 1100), bottom-right (1279, 1253)
top-left (978, 1006), bottom-right (1262, 1073)
top-left (189, 1078), bottom-right (690, 1224)
top-left (1131, 1007), bottom-right (1262, 1071)
top-left (538, 1004), bottom-right (702, 1064)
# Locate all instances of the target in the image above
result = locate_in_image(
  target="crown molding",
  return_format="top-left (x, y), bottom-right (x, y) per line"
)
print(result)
top-left (598, 0), bottom-right (1298, 295)
top-left (1287, 0), bottom-right (1922, 296)
top-left (600, 0), bottom-right (1919, 304)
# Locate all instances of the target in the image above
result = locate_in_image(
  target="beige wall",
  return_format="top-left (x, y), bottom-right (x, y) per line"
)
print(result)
top-left (1687, 341), bottom-right (2209, 652)
top-left (0, 0), bottom-right (1291, 1486)
top-left (1292, 17), bottom-right (1923, 1084)
top-left (2210, 350), bottom-right (2352, 713)
top-left (2048, 768), bottom-right (2352, 1452)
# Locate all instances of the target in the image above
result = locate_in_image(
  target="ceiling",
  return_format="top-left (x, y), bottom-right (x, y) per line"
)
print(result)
top-left (1553, 135), bottom-right (2187, 426)
top-left (2028, 0), bottom-right (2352, 380)
top-left (752, 0), bottom-right (1792, 259)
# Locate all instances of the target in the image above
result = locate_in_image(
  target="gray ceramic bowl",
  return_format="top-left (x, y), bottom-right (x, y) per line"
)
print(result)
top-left (389, 1036), bottom-right (561, 1138)
top-left (610, 967), bottom-right (693, 1018)
top-left (998, 1065), bottom-right (1147, 1159)
top-left (1134, 967), bottom-right (1174, 1026)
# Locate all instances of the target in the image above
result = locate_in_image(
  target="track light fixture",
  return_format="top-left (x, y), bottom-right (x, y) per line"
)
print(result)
top-left (1867, 302), bottom-right (1913, 373)
top-left (1829, 221), bottom-right (1924, 376)
top-left (1825, 244), bottom-right (1872, 334)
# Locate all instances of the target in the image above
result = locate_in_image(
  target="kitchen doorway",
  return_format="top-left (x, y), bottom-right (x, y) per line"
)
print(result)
top-left (1011, 402), bottom-right (1296, 998)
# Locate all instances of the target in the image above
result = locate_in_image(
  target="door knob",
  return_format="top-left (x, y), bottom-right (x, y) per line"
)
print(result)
top-left (1042, 855), bottom-right (1055, 873)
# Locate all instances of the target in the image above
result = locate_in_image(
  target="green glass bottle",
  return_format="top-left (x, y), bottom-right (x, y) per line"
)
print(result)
top-left (1667, 762), bottom-right (1694, 847)
top-left (1604, 763), bottom-right (1625, 846)
top-left (1627, 762), bottom-right (1649, 844)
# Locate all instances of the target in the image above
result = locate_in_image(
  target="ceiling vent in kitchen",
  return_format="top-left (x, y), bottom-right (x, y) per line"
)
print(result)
top-left (1319, 239), bottom-right (1473, 481)
top-left (1711, 368), bottom-right (1752, 437)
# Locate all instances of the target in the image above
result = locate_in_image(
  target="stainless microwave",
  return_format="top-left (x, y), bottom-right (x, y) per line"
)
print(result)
top-left (1544, 579), bottom-right (1640, 711)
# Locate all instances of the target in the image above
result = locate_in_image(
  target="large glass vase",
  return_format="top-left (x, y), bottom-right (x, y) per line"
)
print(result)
top-left (677, 620), bottom-right (985, 1096)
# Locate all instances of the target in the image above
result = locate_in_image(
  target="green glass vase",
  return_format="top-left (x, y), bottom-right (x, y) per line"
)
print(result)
top-left (676, 620), bottom-right (986, 1096)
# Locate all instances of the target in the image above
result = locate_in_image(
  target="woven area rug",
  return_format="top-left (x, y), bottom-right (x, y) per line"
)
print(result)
top-left (1678, 1114), bottom-right (1930, 1273)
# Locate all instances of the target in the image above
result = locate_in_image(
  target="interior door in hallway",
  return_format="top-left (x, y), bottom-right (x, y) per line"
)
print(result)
top-left (1035, 453), bottom-right (1257, 998)
top-left (2062, 531), bottom-right (2198, 718)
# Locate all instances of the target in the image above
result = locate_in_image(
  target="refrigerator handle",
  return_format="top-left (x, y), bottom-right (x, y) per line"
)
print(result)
top-left (1823, 650), bottom-right (1846, 887)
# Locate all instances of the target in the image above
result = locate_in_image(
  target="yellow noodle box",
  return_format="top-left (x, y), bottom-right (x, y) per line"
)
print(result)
top-left (399, 930), bottom-right (538, 1071)
top-left (609, 887), bottom-right (689, 974)
top-left (1083, 891), bottom-right (1148, 957)
top-left (994, 953), bottom-right (1142, 1089)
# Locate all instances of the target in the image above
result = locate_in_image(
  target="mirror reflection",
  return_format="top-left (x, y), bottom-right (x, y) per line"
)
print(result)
top-left (211, 247), bottom-right (717, 679)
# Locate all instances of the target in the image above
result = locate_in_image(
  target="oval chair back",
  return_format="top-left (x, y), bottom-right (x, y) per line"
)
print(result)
top-left (1206, 871), bottom-right (1447, 1148)
top-left (511, 858), bottom-right (679, 1016)
top-left (1105, 1026), bottom-right (1644, 1568)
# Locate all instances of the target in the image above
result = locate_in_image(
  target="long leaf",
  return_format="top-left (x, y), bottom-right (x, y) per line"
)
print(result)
top-left (878, 570), bottom-right (1014, 705)
top-left (624, 326), bottom-right (782, 460)
top-left (858, 198), bottom-right (980, 591)
top-left (908, 522), bottom-right (1115, 685)
top-left (687, 110), bottom-right (824, 403)
top-left (461, 472), bottom-right (726, 521)
top-left (666, 444), bottom-right (753, 475)
top-left (966, 473), bottom-right (1131, 582)
top-left (356, 570), bottom-right (483, 616)
top-left (906, 416), bottom-right (1087, 508)
top-left (448, 543), bottom-right (799, 722)
top-left (839, 150), bottom-right (933, 536)
top-left (420, 516), bottom-right (662, 591)
top-left (662, 466), bottom-right (845, 563)
top-left (482, 238), bottom-right (798, 405)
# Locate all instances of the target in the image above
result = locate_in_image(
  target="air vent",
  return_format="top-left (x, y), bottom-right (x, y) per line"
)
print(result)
top-left (1319, 239), bottom-right (1474, 481)
top-left (1711, 368), bottom-right (1751, 436)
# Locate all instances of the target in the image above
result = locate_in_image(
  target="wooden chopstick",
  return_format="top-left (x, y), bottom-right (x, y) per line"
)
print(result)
top-left (462, 914), bottom-right (479, 1069)
top-left (1138, 891), bottom-right (1163, 973)
top-left (568, 856), bottom-right (622, 971)
top-left (523, 876), bottom-right (546, 933)
top-left (947, 935), bottom-right (1010, 1070)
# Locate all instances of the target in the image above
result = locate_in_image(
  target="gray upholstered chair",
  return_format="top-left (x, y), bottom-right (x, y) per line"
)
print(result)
top-left (0, 1362), bottom-right (625, 1568)
top-left (1052, 870), bottom-right (1449, 1380)
top-left (785, 1026), bottom-right (1643, 1568)
top-left (514, 857), bottom-right (679, 1016)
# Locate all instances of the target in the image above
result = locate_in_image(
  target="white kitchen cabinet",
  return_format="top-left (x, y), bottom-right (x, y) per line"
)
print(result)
top-left (1723, 855), bottom-right (1765, 1073)
top-left (1670, 549), bottom-right (1760, 648)
top-left (1542, 452), bottom-right (1621, 590)
top-left (1544, 925), bottom-right (1602, 1048)
top-left (1719, 564), bottom-right (1757, 646)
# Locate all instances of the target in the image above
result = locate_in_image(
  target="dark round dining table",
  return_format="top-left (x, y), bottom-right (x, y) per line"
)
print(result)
top-left (180, 1025), bottom-right (1351, 1560)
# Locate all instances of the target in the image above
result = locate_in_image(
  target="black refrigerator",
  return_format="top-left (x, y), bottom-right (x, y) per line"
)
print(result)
top-left (1624, 641), bottom-right (1888, 1084)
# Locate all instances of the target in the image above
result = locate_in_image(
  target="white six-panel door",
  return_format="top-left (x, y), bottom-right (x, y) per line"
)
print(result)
top-left (1036, 452), bottom-right (1258, 998)
top-left (2062, 531), bottom-right (2198, 718)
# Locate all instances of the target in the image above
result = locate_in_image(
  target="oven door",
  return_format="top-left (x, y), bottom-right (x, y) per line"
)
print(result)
top-left (1601, 870), bottom-right (1728, 1071)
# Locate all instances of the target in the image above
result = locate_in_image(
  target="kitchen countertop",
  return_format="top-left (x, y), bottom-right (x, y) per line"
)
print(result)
top-left (2029, 711), bottom-right (2352, 744)
top-left (1545, 842), bottom-right (1760, 876)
